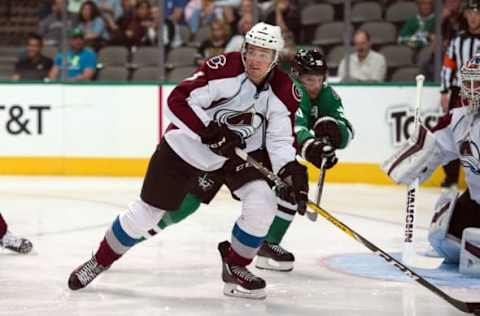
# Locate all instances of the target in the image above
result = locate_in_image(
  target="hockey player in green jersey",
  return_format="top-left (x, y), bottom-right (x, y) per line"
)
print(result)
top-left (255, 48), bottom-right (354, 270)
top-left (147, 48), bottom-right (353, 271)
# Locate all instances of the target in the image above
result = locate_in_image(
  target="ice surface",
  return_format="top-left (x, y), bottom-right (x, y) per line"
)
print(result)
top-left (0, 176), bottom-right (476, 316)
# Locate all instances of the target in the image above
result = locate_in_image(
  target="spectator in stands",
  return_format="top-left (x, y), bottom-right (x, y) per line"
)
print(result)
top-left (227, 0), bottom-right (259, 35)
top-left (94, 0), bottom-right (123, 21)
top-left (165, 0), bottom-right (188, 47)
top-left (418, 0), bottom-right (464, 81)
top-left (151, 5), bottom-right (175, 51)
top-left (264, 0), bottom-right (301, 43)
top-left (39, 0), bottom-right (54, 20)
top-left (398, 0), bottom-right (435, 49)
top-left (48, 28), bottom-right (97, 81)
top-left (39, 0), bottom-right (74, 47)
top-left (442, 0), bottom-right (464, 43)
top-left (94, 0), bottom-right (123, 31)
top-left (75, 1), bottom-right (109, 50)
top-left (239, 0), bottom-right (254, 16)
top-left (195, 19), bottom-right (231, 66)
top-left (165, 0), bottom-right (188, 24)
top-left (185, 0), bottom-right (224, 34)
top-left (224, 13), bottom-right (253, 52)
top-left (114, 0), bottom-right (156, 47)
top-left (338, 30), bottom-right (387, 82)
top-left (11, 33), bottom-right (53, 81)
top-left (119, 0), bottom-right (135, 20)
top-left (69, 0), bottom-right (88, 15)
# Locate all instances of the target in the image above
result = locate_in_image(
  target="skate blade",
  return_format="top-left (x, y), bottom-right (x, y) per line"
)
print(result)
top-left (255, 256), bottom-right (293, 272)
top-left (223, 283), bottom-right (266, 300)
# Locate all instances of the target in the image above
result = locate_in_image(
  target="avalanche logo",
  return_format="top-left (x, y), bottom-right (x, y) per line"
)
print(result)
top-left (459, 140), bottom-right (480, 175)
top-left (213, 105), bottom-right (265, 139)
top-left (206, 55), bottom-right (226, 69)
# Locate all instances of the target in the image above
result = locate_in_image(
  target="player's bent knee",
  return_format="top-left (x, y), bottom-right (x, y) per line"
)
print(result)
top-left (119, 199), bottom-right (166, 238)
top-left (235, 180), bottom-right (276, 236)
top-left (235, 180), bottom-right (277, 212)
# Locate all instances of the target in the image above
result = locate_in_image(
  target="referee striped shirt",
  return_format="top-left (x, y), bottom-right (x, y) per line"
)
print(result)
top-left (441, 32), bottom-right (480, 93)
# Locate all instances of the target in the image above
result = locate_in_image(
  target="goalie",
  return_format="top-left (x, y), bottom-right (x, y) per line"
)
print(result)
top-left (382, 55), bottom-right (480, 275)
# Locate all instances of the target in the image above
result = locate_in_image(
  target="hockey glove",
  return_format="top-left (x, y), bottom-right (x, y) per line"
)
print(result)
top-left (199, 121), bottom-right (245, 158)
top-left (276, 161), bottom-right (308, 215)
top-left (313, 116), bottom-right (342, 149)
top-left (301, 138), bottom-right (338, 169)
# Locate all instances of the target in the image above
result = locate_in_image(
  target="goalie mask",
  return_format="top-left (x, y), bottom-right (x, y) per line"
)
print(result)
top-left (291, 48), bottom-right (328, 80)
top-left (460, 54), bottom-right (480, 114)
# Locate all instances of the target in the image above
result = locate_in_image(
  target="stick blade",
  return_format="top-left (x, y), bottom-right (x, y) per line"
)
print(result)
top-left (402, 243), bottom-right (416, 265)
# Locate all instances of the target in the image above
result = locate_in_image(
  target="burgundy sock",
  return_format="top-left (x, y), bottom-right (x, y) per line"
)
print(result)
top-left (227, 246), bottom-right (253, 266)
top-left (95, 238), bottom-right (121, 267)
top-left (0, 213), bottom-right (7, 239)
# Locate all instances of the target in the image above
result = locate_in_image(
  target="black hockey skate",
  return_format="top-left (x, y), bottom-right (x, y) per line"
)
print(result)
top-left (218, 240), bottom-right (266, 299)
top-left (255, 241), bottom-right (294, 272)
top-left (68, 256), bottom-right (109, 290)
top-left (0, 231), bottom-right (33, 254)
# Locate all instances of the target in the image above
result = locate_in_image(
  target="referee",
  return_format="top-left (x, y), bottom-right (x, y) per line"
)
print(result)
top-left (440, 0), bottom-right (480, 189)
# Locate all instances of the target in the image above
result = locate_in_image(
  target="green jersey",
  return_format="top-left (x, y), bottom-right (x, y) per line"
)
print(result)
top-left (398, 14), bottom-right (435, 49)
top-left (294, 81), bottom-right (353, 149)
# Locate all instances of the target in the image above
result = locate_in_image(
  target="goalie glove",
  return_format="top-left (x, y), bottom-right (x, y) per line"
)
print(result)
top-left (382, 124), bottom-right (444, 185)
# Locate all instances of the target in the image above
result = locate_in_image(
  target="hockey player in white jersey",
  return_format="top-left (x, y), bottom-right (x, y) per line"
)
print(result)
top-left (68, 22), bottom-right (308, 298)
top-left (383, 55), bottom-right (480, 274)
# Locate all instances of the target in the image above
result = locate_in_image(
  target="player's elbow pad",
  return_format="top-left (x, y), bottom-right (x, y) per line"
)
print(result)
top-left (381, 125), bottom-right (443, 185)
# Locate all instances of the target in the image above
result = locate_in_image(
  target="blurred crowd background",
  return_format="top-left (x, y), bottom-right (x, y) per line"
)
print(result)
top-left (0, 0), bottom-right (460, 83)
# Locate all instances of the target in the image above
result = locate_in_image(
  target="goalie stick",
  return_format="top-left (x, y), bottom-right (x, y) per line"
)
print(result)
top-left (234, 147), bottom-right (480, 315)
top-left (402, 74), bottom-right (425, 264)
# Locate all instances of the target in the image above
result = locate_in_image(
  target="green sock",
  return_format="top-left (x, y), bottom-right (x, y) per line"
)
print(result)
top-left (266, 216), bottom-right (292, 244)
top-left (157, 193), bottom-right (202, 230)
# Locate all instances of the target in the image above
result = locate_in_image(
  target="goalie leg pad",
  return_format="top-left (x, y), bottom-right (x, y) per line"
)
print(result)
top-left (428, 190), bottom-right (461, 263)
top-left (460, 228), bottom-right (480, 276)
top-left (382, 125), bottom-right (444, 185)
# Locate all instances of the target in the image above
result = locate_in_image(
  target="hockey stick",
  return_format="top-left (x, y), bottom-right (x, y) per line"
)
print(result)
top-left (306, 157), bottom-right (326, 222)
top-left (234, 147), bottom-right (480, 315)
top-left (402, 74), bottom-right (425, 265)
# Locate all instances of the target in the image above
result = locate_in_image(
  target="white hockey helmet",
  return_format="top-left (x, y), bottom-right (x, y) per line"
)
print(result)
top-left (460, 54), bottom-right (480, 114)
top-left (242, 22), bottom-right (284, 69)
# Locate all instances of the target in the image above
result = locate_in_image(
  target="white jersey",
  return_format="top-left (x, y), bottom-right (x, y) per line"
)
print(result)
top-left (164, 52), bottom-right (300, 173)
top-left (433, 107), bottom-right (480, 203)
